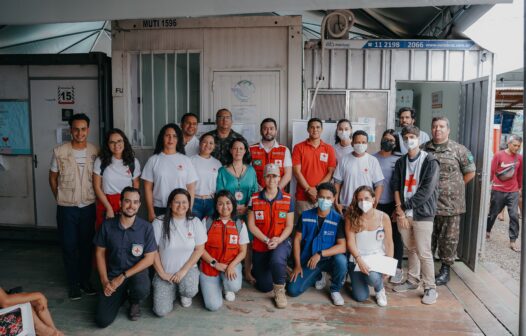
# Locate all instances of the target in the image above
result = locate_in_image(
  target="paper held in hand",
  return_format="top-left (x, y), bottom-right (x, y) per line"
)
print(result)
top-left (354, 254), bottom-right (398, 276)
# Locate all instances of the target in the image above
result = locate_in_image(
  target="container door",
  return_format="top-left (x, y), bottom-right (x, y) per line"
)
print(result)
top-left (30, 79), bottom-right (99, 227)
top-left (458, 76), bottom-right (492, 271)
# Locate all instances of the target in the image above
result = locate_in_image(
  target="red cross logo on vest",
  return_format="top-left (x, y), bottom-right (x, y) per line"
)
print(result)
top-left (405, 174), bottom-right (417, 192)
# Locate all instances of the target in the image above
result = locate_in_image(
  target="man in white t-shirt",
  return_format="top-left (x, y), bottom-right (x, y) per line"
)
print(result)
top-left (49, 113), bottom-right (98, 300)
top-left (333, 130), bottom-right (384, 213)
top-left (181, 113), bottom-right (200, 157)
top-left (397, 107), bottom-right (430, 154)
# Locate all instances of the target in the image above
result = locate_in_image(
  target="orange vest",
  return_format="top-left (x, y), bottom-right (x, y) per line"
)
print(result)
top-left (250, 191), bottom-right (291, 252)
top-left (249, 143), bottom-right (287, 188)
top-left (201, 219), bottom-right (241, 277)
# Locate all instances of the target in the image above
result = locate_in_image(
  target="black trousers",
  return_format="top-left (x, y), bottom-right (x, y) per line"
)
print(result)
top-left (95, 269), bottom-right (150, 328)
top-left (377, 202), bottom-right (404, 269)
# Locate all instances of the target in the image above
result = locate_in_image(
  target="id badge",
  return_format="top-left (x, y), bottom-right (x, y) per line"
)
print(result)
top-left (376, 229), bottom-right (385, 241)
top-left (235, 190), bottom-right (244, 201)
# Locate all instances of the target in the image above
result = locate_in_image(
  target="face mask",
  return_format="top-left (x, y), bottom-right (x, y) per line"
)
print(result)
top-left (353, 143), bottom-right (368, 154)
top-left (381, 140), bottom-right (396, 152)
top-left (318, 198), bottom-right (333, 211)
top-left (337, 130), bottom-right (351, 141)
top-left (358, 200), bottom-right (373, 213)
top-left (404, 138), bottom-right (419, 150)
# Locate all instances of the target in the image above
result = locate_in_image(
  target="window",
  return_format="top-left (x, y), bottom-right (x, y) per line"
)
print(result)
top-left (129, 51), bottom-right (200, 147)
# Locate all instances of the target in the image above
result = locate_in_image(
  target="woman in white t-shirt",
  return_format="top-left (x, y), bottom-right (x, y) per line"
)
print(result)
top-left (152, 188), bottom-right (206, 317)
top-left (191, 134), bottom-right (222, 220)
top-left (93, 128), bottom-right (141, 231)
top-left (142, 123), bottom-right (198, 221)
top-left (334, 119), bottom-right (354, 162)
top-left (199, 190), bottom-right (249, 311)
top-left (345, 186), bottom-right (393, 307)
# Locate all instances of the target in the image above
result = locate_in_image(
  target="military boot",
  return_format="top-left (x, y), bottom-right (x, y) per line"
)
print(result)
top-left (273, 284), bottom-right (287, 309)
top-left (435, 264), bottom-right (450, 286)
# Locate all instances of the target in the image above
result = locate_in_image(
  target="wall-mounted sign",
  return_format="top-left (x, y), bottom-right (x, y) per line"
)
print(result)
top-left (58, 86), bottom-right (75, 104)
top-left (323, 39), bottom-right (477, 50)
top-left (232, 80), bottom-right (256, 102)
top-left (0, 101), bottom-right (31, 155)
top-left (432, 91), bottom-right (443, 109)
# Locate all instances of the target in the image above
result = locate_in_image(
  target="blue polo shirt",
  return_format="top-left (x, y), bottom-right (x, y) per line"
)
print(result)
top-left (94, 216), bottom-right (157, 278)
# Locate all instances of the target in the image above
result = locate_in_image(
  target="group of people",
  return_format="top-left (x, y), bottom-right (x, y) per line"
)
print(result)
top-left (43, 105), bottom-right (489, 329)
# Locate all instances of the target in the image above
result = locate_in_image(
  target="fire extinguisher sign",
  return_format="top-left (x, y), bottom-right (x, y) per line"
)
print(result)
top-left (58, 87), bottom-right (75, 104)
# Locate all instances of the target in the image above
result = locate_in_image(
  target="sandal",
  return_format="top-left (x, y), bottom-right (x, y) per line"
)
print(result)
top-left (510, 241), bottom-right (521, 252)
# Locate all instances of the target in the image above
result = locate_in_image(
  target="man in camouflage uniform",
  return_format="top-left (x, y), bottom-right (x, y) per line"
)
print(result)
top-left (424, 116), bottom-right (476, 286)
top-left (205, 108), bottom-right (246, 165)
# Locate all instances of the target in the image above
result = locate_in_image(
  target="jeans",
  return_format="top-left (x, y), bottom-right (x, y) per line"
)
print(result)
top-left (199, 263), bottom-right (242, 311)
top-left (252, 239), bottom-right (291, 292)
top-left (348, 262), bottom-right (384, 302)
top-left (192, 198), bottom-right (214, 220)
top-left (287, 253), bottom-right (347, 297)
top-left (487, 190), bottom-right (520, 240)
top-left (56, 204), bottom-right (95, 288)
top-left (377, 202), bottom-right (404, 269)
top-left (95, 269), bottom-right (150, 328)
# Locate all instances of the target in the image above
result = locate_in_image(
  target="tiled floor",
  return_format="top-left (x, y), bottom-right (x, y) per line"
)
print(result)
top-left (0, 241), bottom-right (484, 335)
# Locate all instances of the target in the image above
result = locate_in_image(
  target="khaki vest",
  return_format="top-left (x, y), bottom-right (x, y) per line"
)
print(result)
top-left (53, 142), bottom-right (98, 206)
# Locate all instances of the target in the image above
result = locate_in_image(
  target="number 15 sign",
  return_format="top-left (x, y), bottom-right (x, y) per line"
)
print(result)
top-left (58, 87), bottom-right (75, 104)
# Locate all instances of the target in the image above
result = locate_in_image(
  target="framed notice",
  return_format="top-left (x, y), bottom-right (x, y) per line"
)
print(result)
top-left (0, 101), bottom-right (31, 155)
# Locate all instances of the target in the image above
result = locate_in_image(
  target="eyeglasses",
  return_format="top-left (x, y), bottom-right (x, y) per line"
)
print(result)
top-left (217, 116), bottom-right (232, 120)
top-left (108, 139), bottom-right (124, 146)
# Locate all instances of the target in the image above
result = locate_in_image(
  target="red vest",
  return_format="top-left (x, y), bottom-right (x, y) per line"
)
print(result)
top-left (250, 191), bottom-right (291, 252)
top-left (201, 219), bottom-right (241, 277)
top-left (249, 143), bottom-right (287, 188)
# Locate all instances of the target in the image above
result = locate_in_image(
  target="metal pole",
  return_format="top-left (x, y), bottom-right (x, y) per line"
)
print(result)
top-left (520, 2), bottom-right (526, 333)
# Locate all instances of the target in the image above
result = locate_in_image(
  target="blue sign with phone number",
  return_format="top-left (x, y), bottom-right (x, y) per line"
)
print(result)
top-left (363, 40), bottom-right (475, 50)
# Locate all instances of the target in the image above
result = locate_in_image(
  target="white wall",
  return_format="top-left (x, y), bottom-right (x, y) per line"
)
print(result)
top-left (397, 81), bottom-right (462, 141)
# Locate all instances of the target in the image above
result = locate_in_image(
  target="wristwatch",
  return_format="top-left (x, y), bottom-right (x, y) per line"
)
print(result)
top-left (121, 271), bottom-right (128, 279)
top-left (317, 250), bottom-right (323, 257)
top-left (210, 259), bottom-right (217, 268)
top-left (264, 237), bottom-right (270, 244)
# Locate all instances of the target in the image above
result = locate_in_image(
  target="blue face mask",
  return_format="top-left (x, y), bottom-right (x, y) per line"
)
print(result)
top-left (317, 198), bottom-right (333, 211)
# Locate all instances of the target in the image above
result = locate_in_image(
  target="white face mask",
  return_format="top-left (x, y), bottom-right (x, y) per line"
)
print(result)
top-left (358, 200), bottom-right (373, 213)
top-left (337, 130), bottom-right (351, 141)
top-left (353, 143), bottom-right (368, 154)
top-left (404, 138), bottom-right (419, 150)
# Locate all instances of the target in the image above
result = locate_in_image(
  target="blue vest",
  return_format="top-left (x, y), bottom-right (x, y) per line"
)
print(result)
top-left (300, 207), bottom-right (342, 265)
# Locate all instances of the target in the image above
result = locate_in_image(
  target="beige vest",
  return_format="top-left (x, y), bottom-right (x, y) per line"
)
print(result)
top-left (53, 142), bottom-right (98, 206)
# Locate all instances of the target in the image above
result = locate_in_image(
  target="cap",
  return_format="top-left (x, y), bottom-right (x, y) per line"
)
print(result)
top-left (263, 163), bottom-right (280, 177)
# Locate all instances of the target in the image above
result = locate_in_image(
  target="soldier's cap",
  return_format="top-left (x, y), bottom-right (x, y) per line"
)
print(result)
top-left (264, 163), bottom-right (280, 177)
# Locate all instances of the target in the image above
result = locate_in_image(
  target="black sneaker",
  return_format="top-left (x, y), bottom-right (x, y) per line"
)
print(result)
top-left (69, 286), bottom-right (82, 300)
top-left (80, 282), bottom-right (97, 296)
top-left (128, 303), bottom-right (141, 321)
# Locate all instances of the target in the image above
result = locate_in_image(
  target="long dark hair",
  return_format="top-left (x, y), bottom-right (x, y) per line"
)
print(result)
top-left (154, 123), bottom-right (185, 155)
top-left (162, 188), bottom-right (194, 242)
top-left (100, 128), bottom-right (135, 169)
top-left (346, 185), bottom-right (375, 233)
top-left (334, 119), bottom-right (352, 144)
top-left (212, 190), bottom-right (238, 221)
top-left (224, 138), bottom-right (252, 165)
top-left (381, 129), bottom-right (401, 154)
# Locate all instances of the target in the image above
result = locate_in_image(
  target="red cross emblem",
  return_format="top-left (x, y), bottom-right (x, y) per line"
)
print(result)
top-left (405, 174), bottom-right (417, 192)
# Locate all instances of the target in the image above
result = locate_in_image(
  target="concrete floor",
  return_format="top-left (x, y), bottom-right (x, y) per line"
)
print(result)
top-left (0, 240), bottom-right (485, 336)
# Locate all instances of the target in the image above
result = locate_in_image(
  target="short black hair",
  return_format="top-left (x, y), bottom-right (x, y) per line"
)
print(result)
top-left (68, 113), bottom-right (90, 127)
top-left (307, 117), bottom-right (323, 128)
top-left (398, 107), bottom-right (416, 119)
top-left (180, 113), bottom-right (199, 124)
top-left (352, 130), bottom-right (368, 142)
top-left (401, 125), bottom-right (420, 137)
top-left (260, 118), bottom-right (277, 130)
top-left (317, 182), bottom-right (336, 196)
top-left (120, 186), bottom-right (141, 201)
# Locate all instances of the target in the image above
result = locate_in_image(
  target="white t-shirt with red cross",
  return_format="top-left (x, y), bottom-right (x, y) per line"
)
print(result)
top-left (403, 151), bottom-right (428, 217)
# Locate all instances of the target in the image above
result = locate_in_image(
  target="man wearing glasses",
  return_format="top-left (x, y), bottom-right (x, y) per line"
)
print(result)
top-left (205, 108), bottom-right (246, 165)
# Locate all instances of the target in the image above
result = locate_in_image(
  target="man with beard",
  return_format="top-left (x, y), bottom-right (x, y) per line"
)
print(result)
top-left (181, 113), bottom-right (200, 157)
top-left (249, 118), bottom-right (292, 189)
top-left (94, 187), bottom-right (157, 327)
top-left (397, 107), bottom-right (430, 154)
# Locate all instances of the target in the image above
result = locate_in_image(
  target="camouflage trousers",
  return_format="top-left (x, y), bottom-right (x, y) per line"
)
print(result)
top-left (432, 215), bottom-right (461, 266)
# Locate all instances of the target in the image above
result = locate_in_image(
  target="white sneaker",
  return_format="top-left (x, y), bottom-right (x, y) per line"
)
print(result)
top-left (375, 288), bottom-right (387, 307)
top-left (224, 291), bottom-right (236, 302)
top-left (315, 272), bottom-right (327, 290)
top-left (180, 296), bottom-right (192, 308)
top-left (330, 292), bottom-right (345, 306)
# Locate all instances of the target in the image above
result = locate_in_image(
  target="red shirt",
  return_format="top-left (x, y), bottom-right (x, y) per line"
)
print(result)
top-left (491, 150), bottom-right (523, 193)
top-left (292, 139), bottom-right (336, 201)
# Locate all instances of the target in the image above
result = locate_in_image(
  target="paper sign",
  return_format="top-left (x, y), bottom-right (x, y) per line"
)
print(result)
top-left (354, 254), bottom-right (397, 276)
